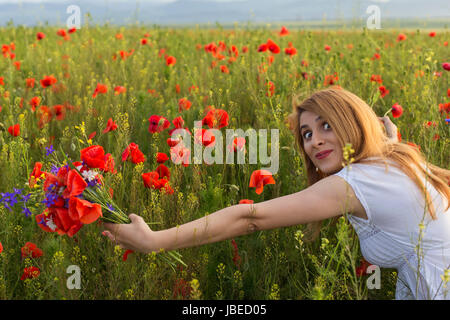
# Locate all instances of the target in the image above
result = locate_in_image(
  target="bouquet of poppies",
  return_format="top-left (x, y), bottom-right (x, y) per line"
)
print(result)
top-left (1, 143), bottom-right (185, 268)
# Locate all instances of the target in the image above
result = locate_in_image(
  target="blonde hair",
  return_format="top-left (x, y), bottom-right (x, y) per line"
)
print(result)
top-left (287, 87), bottom-right (450, 240)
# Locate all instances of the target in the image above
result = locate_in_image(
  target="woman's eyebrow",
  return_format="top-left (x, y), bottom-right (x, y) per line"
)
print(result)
top-left (299, 116), bottom-right (322, 130)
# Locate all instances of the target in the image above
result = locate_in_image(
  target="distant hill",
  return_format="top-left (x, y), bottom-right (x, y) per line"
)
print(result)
top-left (0, 0), bottom-right (449, 27)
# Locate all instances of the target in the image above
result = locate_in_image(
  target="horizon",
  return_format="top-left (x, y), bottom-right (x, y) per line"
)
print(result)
top-left (0, 0), bottom-right (449, 28)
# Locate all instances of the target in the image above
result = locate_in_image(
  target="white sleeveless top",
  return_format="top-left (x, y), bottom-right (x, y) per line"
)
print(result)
top-left (333, 158), bottom-right (450, 300)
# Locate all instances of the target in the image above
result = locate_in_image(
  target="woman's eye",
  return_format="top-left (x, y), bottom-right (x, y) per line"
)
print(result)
top-left (303, 131), bottom-right (312, 139)
top-left (323, 122), bottom-right (331, 130)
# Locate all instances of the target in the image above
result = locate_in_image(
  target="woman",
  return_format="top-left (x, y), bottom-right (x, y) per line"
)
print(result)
top-left (103, 88), bottom-right (450, 300)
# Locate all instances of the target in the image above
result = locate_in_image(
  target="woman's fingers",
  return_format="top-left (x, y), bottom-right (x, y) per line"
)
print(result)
top-left (378, 116), bottom-right (398, 141)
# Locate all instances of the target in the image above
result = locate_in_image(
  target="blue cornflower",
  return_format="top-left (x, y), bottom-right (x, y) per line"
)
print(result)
top-left (446, 118), bottom-right (450, 124)
top-left (42, 193), bottom-right (58, 208)
top-left (107, 204), bottom-right (115, 212)
top-left (50, 164), bottom-right (60, 175)
top-left (87, 179), bottom-right (98, 187)
top-left (0, 192), bottom-right (19, 211)
top-left (46, 183), bottom-right (57, 193)
top-left (46, 145), bottom-right (55, 156)
top-left (21, 193), bottom-right (32, 203)
top-left (22, 206), bottom-right (33, 218)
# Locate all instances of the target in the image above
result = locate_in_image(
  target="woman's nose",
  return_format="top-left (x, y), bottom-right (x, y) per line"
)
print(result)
top-left (311, 132), bottom-right (325, 146)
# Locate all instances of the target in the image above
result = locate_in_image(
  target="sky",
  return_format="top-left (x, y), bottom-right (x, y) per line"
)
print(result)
top-left (0, 0), bottom-right (448, 26)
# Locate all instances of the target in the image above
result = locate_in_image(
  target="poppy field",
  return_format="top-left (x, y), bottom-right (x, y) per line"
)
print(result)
top-left (0, 24), bottom-right (449, 300)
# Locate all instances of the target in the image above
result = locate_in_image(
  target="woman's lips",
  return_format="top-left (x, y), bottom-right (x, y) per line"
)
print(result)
top-left (315, 150), bottom-right (333, 159)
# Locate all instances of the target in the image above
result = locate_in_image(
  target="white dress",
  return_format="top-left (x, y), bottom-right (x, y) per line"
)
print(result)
top-left (333, 158), bottom-right (450, 300)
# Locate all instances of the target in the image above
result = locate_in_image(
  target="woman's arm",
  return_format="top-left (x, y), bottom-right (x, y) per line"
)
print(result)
top-left (102, 174), bottom-right (360, 253)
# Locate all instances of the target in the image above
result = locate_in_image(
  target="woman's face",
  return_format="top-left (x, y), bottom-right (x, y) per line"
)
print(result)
top-left (299, 110), bottom-right (343, 174)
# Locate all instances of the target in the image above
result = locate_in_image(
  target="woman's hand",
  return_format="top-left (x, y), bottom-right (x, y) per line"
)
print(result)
top-left (102, 214), bottom-right (155, 253)
top-left (378, 116), bottom-right (398, 143)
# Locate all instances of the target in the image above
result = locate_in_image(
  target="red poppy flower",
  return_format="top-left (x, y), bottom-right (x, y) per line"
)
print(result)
top-left (68, 197), bottom-right (102, 224)
top-left (175, 84), bottom-right (181, 93)
top-left (279, 26), bottom-right (289, 36)
top-left (0, 76), bottom-right (4, 86)
top-left (57, 29), bottom-right (67, 37)
top-left (266, 39), bottom-right (280, 54)
top-left (103, 118), bottom-right (118, 134)
top-left (166, 56), bottom-right (176, 66)
top-left (122, 249), bottom-right (134, 261)
top-left (21, 266), bottom-right (40, 280)
top-left (40, 75), bottom-right (57, 88)
top-left (172, 116), bottom-right (185, 129)
top-left (21, 242), bottom-right (43, 259)
top-left (92, 83), bottom-right (108, 98)
top-left (266, 81), bottom-right (275, 97)
top-left (52, 104), bottom-right (66, 121)
top-left (0, 242), bottom-right (3, 254)
top-left (167, 137), bottom-right (181, 148)
top-left (13, 61), bottom-right (20, 70)
top-left (29, 162), bottom-right (44, 188)
top-left (80, 145), bottom-right (106, 169)
top-left (89, 131), bottom-right (97, 140)
top-left (156, 164), bottom-right (170, 180)
top-left (178, 98), bottom-right (192, 112)
top-left (114, 86), bottom-right (126, 95)
top-left (104, 153), bottom-right (116, 174)
top-left (391, 103), bottom-right (403, 118)
top-left (29, 96), bottom-right (41, 111)
top-left (257, 43), bottom-right (268, 52)
top-left (142, 171), bottom-right (160, 188)
top-left (52, 207), bottom-right (83, 236)
top-left (443, 63), bottom-right (450, 71)
top-left (324, 45), bottom-right (331, 51)
top-left (122, 143), bottom-right (146, 164)
top-left (370, 74), bottom-right (382, 84)
top-left (397, 33), bottom-right (407, 42)
top-left (148, 115), bottom-right (170, 133)
top-left (36, 32), bottom-right (45, 40)
top-left (239, 199), bottom-right (254, 204)
top-left (324, 73), bottom-right (338, 86)
top-left (379, 85), bottom-right (389, 98)
top-left (202, 108), bottom-right (229, 129)
top-left (249, 169), bottom-right (275, 195)
top-left (195, 128), bottom-right (216, 147)
top-left (438, 103), bottom-right (450, 114)
top-left (447, 88), bottom-right (450, 97)
top-left (284, 44), bottom-right (297, 56)
top-left (228, 137), bottom-right (246, 153)
top-left (62, 169), bottom-right (87, 199)
top-left (68, 27), bottom-right (76, 34)
top-left (429, 31), bottom-right (436, 37)
top-left (156, 152), bottom-right (169, 163)
top-left (355, 258), bottom-right (371, 277)
top-left (242, 46), bottom-right (248, 53)
top-left (170, 143), bottom-right (190, 167)
top-left (37, 106), bottom-right (52, 129)
top-left (8, 124), bottom-right (20, 137)
top-left (220, 65), bottom-right (230, 73)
